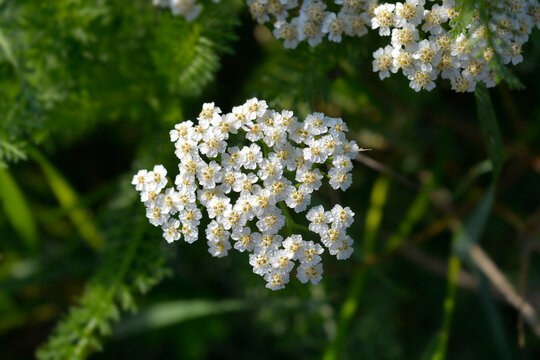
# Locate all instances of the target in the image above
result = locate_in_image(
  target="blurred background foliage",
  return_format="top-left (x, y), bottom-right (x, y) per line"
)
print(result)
top-left (0, 0), bottom-right (539, 359)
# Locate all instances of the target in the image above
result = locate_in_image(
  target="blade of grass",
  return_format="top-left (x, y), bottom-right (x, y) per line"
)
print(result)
top-left (114, 299), bottom-right (246, 337)
top-left (430, 253), bottom-right (461, 360)
top-left (453, 159), bottom-right (492, 199)
top-left (477, 273), bottom-right (513, 360)
top-left (383, 180), bottom-right (432, 253)
top-left (323, 175), bottom-right (390, 360)
top-left (29, 148), bottom-right (103, 251)
top-left (0, 168), bottom-right (38, 249)
top-left (428, 184), bottom-right (496, 360)
top-left (475, 83), bottom-right (504, 180)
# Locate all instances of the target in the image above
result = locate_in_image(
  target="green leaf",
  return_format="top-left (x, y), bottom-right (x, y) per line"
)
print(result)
top-left (0, 29), bottom-right (18, 70)
top-left (114, 299), bottom-right (246, 337)
top-left (453, 184), bottom-right (496, 257)
top-left (0, 167), bottom-right (38, 249)
top-left (29, 149), bottom-right (103, 250)
top-left (475, 83), bottom-right (504, 180)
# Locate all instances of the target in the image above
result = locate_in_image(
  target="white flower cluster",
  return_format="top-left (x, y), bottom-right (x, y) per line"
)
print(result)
top-left (152, 0), bottom-right (220, 21)
top-left (154, 0), bottom-right (539, 92)
top-left (132, 99), bottom-right (360, 290)
top-left (371, 0), bottom-right (540, 92)
top-left (248, 0), bottom-right (376, 48)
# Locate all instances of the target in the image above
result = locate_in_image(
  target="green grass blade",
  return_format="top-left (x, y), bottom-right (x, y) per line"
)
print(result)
top-left (29, 149), bottom-right (103, 251)
top-left (0, 29), bottom-right (19, 70)
top-left (430, 254), bottom-right (461, 360)
top-left (384, 181), bottom-right (432, 253)
top-left (477, 275), bottom-right (513, 360)
top-left (114, 299), bottom-right (246, 337)
top-left (323, 176), bottom-right (390, 360)
top-left (475, 83), bottom-right (504, 180)
top-left (0, 168), bottom-right (38, 249)
top-left (453, 184), bottom-right (496, 258)
top-left (429, 184), bottom-right (496, 360)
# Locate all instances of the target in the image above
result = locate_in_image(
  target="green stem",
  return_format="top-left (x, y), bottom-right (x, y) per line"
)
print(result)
top-left (278, 201), bottom-right (294, 236)
top-left (323, 176), bottom-right (390, 360)
top-left (431, 254), bottom-right (461, 360)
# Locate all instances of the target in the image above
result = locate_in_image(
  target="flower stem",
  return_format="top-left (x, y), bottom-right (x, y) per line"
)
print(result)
top-left (278, 201), bottom-right (294, 236)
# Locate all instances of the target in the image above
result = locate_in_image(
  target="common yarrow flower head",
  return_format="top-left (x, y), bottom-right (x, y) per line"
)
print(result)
top-left (370, 0), bottom-right (540, 92)
top-left (252, 0), bottom-right (374, 49)
top-left (155, 0), bottom-right (539, 93)
top-left (133, 99), bottom-right (361, 290)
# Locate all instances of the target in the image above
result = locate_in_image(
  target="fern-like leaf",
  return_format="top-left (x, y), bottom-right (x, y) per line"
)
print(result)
top-left (36, 183), bottom-right (170, 360)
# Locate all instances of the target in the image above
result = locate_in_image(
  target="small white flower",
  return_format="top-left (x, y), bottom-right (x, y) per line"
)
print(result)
top-left (145, 165), bottom-right (168, 192)
top-left (328, 167), bottom-right (353, 191)
top-left (181, 223), bottom-right (199, 244)
top-left (162, 218), bottom-right (181, 243)
top-left (179, 207), bottom-right (202, 226)
top-left (270, 249), bottom-right (295, 274)
top-left (232, 227), bottom-right (256, 252)
top-left (297, 263), bottom-right (323, 284)
top-left (322, 12), bottom-right (345, 42)
top-left (296, 167), bottom-right (323, 193)
top-left (298, 18), bottom-right (325, 47)
top-left (170, 121), bottom-right (193, 143)
top-left (286, 187), bottom-right (311, 213)
top-left (132, 170), bottom-right (148, 191)
top-left (329, 204), bottom-right (355, 229)
top-left (170, 0), bottom-right (201, 21)
top-left (282, 234), bottom-right (304, 260)
top-left (240, 143), bottom-right (263, 170)
top-left (264, 268), bottom-right (290, 290)
top-left (328, 235), bottom-right (354, 259)
top-left (198, 102), bottom-right (222, 128)
top-left (372, 45), bottom-right (394, 80)
top-left (207, 196), bottom-right (232, 220)
top-left (200, 130), bottom-right (227, 158)
top-left (303, 138), bottom-right (329, 163)
top-left (244, 98), bottom-right (268, 120)
top-left (298, 240), bottom-right (324, 265)
top-left (208, 238), bottom-right (232, 258)
top-left (249, 250), bottom-right (272, 275)
top-left (306, 205), bottom-right (331, 234)
top-left (146, 203), bottom-right (169, 227)
top-left (257, 158), bottom-right (284, 181)
top-left (372, 3), bottom-right (396, 36)
top-left (197, 161), bottom-right (223, 189)
top-left (255, 232), bottom-right (283, 253)
top-left (256, 210), bottom-right (286, 234)
top-left (304, 112), bottom-right (329, 136)
top-left (159, 188), bottom-right (181, 215)
top-left (273, 20), bottom-right (301, 49)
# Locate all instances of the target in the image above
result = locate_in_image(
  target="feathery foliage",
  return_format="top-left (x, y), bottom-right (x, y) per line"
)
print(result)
top-left (36, 181), bottom-right (170, 360)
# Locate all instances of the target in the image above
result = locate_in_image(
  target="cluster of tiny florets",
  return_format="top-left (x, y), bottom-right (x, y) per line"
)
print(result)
top-left (154, 0), bottom-right (539, 93)
top-left (249, 0), bottom-right (376, 48)
top-left (371, 0), bottom-right (539, 92)
top-left (132, 99), bottom-right (360, 290)
top-left (152, 0), bottom-right (220, 21)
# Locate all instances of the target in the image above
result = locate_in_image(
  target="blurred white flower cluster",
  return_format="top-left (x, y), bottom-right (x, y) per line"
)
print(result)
top-left (371, 0), bottom-right (540, 92)
top-left (132, 99), bottom-right (360, 290)
top-left (152, 0), bottom-right (220, 21)
top-left (154, 0), bottom-right (539, 92)
top-left (249, 0), bottom-right (376, 48)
